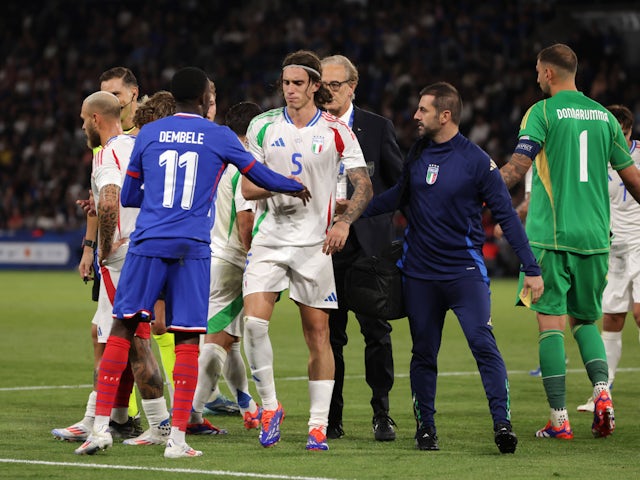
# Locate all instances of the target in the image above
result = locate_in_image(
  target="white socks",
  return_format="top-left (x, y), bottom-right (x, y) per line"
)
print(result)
top-left (142, 397), bottom-right (170, 428)
top-left (224, 341), bottom-right (257, 414)
top-left (191, 343), bottom-right (227, 423)
top-left (244, 316), bottom-right (277, 410)
top-left (602, 330), bottom-right (622, 385)
top-left (82, 390), bottom-right (97, 426)
top-left (308, 380), bottom-right (335, 432)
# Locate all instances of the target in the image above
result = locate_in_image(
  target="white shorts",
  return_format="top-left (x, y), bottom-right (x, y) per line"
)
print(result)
top-left (91, 266), bottom-right (120, 343)
top-left (243, 244), bottom-right (337, 309)
top-left (602, 247), bottom-right (640, 313)
top-left (208, 257), bottom-right (244, 336)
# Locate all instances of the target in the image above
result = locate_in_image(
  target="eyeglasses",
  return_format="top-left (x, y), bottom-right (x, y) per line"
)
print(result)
top-left (322, 80), bottom-right (350, 92)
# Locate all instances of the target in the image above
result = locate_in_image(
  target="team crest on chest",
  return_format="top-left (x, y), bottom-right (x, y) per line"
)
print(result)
top-left (426, 164), bottom-right (439, 185)
top-left (311, 135), bottom-right (324, 154)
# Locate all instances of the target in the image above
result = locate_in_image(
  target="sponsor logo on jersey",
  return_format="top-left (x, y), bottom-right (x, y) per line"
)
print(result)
top-left (426, 164), bottom-right (439, 185)
top-left (270, 137), bottom-right (286, 147)
top-left (312, 135), bottom-right (324, 154)
top-left (489, 159), bottom-right (497, 171)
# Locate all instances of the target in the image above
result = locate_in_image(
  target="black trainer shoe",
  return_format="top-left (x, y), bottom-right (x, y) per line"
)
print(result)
top-left (494, 422), bottom-right (518, 454)
top-left (109, 415), bottom-right (144, 440)
top-left (373, 414), bottom-right (397, 441)
top-left (326, 424), bottom-right (345, 439)
top-left (415, 425), bottom-right (439, 451)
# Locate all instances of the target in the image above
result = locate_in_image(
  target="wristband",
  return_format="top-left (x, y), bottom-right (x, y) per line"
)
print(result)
top-left (83, 239), bottom-right (97, 250)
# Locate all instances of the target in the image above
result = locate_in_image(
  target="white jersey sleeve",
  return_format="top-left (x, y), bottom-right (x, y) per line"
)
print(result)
top-left (210, 163), bottom-right (254, 267)
top-left (609, 139), bottom-right (640, 251)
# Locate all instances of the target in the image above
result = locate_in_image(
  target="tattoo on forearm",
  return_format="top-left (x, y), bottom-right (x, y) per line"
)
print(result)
top-left (98, 184), bottom-right (120, 258)
top-left (342, 167), bottom-right (373, 224)
top-left (500, 153), bottom-right (532, 189)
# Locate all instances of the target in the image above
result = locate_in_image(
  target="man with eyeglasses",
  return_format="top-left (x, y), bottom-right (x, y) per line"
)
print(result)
top-left (320, 55), bottom-right (404, 442)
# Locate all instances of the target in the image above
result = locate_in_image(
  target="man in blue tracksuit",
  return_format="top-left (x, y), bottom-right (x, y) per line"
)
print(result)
top-left (363, 82), bottom-right (544, 454)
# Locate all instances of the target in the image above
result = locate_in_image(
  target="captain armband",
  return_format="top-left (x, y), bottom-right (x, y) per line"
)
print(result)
top-left (513, 138), bottom-right (541, 160)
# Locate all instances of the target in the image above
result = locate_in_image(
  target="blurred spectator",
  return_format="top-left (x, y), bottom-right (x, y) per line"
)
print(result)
top-left (0, 1), bottom-right (637, 280)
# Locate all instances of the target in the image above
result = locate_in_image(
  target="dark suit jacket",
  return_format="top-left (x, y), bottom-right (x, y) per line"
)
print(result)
top-left (335, 106), bottom-right (404, 263)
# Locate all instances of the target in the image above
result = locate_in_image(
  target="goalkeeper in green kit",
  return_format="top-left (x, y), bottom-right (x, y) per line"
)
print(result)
top-left (500, 43), bottom-right (640, 440)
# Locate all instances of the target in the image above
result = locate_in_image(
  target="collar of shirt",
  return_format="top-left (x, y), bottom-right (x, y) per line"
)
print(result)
top-left (339, 103), bottom-right (354, 128)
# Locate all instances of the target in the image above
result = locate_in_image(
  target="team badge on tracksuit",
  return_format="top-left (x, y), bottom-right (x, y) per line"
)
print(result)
top-left (426, 164), bottom-right (439, 185)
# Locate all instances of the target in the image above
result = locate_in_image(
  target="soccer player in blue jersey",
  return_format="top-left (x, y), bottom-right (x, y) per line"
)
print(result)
top-left (363, 82), bottom-right (544, 454)
top-left (75, 67), bottom-right (310, 459)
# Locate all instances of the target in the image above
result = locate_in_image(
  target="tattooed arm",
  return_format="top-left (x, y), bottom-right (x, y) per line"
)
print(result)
top-left (97, 183), bottom-right (120, 265)
top-left (323, 166), bottom-right (373, 255)
top-left (500, 152), bottom-right (533, 190)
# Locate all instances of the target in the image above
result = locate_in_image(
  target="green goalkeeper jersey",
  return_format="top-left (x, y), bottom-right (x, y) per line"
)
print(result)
top-left (519, 90), bottom-right (633, 254)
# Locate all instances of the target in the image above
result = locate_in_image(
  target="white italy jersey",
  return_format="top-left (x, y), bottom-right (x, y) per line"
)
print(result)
top-left (91, 134), bottom-right (139, 253)
top-left (608, 139), bottom-right (640, 251)
top-left (246, 107), bottom-right (366, 247)
top-left (210, 163), bottom-right (254, 268)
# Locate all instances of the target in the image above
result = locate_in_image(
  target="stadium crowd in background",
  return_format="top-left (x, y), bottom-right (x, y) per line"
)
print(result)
top-left (1, 0), bottom-right (638, 251)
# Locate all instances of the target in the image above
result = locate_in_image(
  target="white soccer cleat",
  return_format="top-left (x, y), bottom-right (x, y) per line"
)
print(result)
top-left (74, 424), bottom-right (112, 455)
top-left (577, 396), bottom-right (595, 413)
top-left (164, 438), bottom-right (203, 458)
top-left (122, 418), bottom-right (171, 445)
top-left (52, 421), bottom-right (91, 442)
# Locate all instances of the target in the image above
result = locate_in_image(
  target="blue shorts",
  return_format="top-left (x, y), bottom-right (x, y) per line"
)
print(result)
top-left (113, 252), bottom-right (210, 334)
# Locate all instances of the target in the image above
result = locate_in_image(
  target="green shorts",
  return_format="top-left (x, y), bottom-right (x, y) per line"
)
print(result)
top-left (517, 248), bottom-right (608, 321)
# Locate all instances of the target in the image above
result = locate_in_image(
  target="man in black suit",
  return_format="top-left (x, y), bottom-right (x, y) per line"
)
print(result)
top-left (321, 55), bottom-right (404, 441)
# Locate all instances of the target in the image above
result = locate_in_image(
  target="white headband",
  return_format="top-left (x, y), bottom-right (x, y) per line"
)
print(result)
top-left (283, 64), bottom-right (321, 79)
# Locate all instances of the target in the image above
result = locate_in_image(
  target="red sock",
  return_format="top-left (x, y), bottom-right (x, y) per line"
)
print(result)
top-left (96, 336), bottom-right (131, 417)
top-left (172, 344), bottom-right (199, 431)
top-left (113, 360), bottom-right (134, 409)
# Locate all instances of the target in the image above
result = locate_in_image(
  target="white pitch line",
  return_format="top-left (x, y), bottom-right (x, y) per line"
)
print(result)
top-left (0, 458), bottom-right (345, 480)
top-left (1, 367), bottom-right (638, 392)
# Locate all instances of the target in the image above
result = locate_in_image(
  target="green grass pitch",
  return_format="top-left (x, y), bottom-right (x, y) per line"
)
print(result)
top-left (1, 271), bottom-right (640, 479)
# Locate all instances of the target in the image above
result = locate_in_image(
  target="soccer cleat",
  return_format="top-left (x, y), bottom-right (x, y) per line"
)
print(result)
top-left (164, 438), bottom-right (203, 458)
top-left (203, 394), bottom-right (240, 415)
top-left (528, 366), bottom-right (541, 377)
top-left (123, 418), bottom-right (171, 445)
top-left (109, 415), bottom-right (144, 440)
top-left (259, 402), bottom-right (285, 447)
top-left (326, 424), bottom-right (345, 439)
top-left (592, 391), bottom-right (615, 438)
top-left (186, 417), bottom-right (228, 435)
top-left (243, 405), bottom-right (262, 430)
top-left (306, 427), bottom-right (329, 451)
top-left (577, 396), bottom-right (595, 413)
top-left (373, 413), bottom-right (397, 441)
top-left (74, 424), bottom-right (113, 455)
top-left (415, 425), bottom-right (439, 451)
top-left (51, 421), bottom-right (91, 442)
top-left (535, 420), bottom-right (574, 439)
top-left (494, 422), bottom-right (518, 454)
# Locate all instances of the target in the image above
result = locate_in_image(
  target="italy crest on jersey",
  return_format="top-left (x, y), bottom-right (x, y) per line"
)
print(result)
top-left (311, 135), bottom-right (324, 154)
top-left (426, 164), bottom-right (439, 185)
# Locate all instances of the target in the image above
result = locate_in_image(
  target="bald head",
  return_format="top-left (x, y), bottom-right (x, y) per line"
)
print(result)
top-left (81, 91), bottom-right (123, 149)
top-left (83, 91), bottom-right (121, 118)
